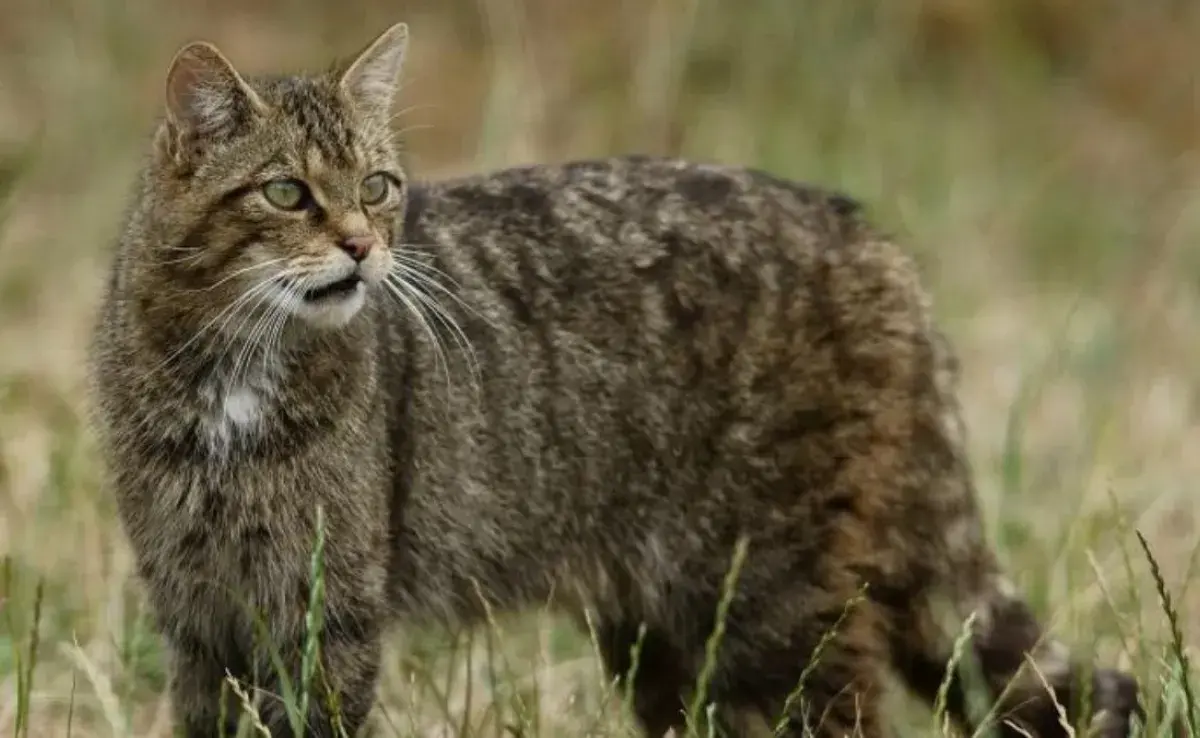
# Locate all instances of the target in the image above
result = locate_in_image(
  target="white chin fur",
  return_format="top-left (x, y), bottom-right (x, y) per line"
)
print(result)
top-left (290, 282), bottom-right (368, 329)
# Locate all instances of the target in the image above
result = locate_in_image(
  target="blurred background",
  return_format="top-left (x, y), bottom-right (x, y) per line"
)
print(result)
top-left (1, 0), bottom-right (1198, 735)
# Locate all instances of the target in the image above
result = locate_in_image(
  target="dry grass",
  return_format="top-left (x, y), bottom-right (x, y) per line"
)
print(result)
top-left (1, 0), bottom-right (1198, 735)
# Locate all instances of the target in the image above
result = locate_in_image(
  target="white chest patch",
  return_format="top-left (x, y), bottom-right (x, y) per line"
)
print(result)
top-left (199, 378), bottom-right (274, 458)
top-left (222, 385), bottom-right (262, 429)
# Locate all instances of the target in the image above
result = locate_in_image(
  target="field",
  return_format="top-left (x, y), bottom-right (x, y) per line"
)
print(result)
top-left (1, 0), bottom-right (1199, 735)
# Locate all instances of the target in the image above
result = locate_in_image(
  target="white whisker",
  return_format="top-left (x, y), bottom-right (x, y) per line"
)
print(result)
top-left (227, 286), bottom-right (282, 391)
top-left (388, 249), bottom-right (463, 288)
top-left (204, 271), bottom-right (297, 375)
top-left (392, 267), bottom-right (483, 389)
top-left (402, 274), bottom-right (482, 387)
top-left (155, 250), bottom-right (207, 267)
top-left (148, 276), bottom-right (282, 377)
top-left (382, 274), bottom-right (453, 395)
top-left (387, 251), bottom-right (500, 331)
top-left (387, 103), bottom-right (438, 124)
top-left (259, 283), bottom-right (298, 377)
top-left (128, 274), bottom-right (286, 443)
top-left (392, 123), bottom-right (435, 138)
top-left (186, 257), bottom-right (291, 294)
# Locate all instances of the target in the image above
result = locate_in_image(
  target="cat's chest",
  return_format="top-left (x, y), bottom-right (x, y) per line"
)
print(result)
top-left (196, 374), bottom-right (277, 459)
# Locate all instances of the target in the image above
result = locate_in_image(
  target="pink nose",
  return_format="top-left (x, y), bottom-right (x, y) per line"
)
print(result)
top-left (339, 234), bottom-right (374, 262)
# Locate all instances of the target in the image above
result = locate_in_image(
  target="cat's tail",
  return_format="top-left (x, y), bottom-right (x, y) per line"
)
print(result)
top-left (884, 556), bottom-right (1141, 738)
top-left (881, 329), bottom-right (1141, 738)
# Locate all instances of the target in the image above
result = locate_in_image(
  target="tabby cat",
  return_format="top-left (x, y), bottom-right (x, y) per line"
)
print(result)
top-left (88, 22), bottom-right (1140, 738)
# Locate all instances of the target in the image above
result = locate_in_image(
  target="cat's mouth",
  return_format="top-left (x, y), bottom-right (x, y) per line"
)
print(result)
top-left (302, 275), bottom-right (363, 302)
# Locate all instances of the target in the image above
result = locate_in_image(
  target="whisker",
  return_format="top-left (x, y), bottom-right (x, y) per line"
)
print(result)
top-left (382, 275), bottom-right (453, 395)
top-left (202, 272), bottom-right (296, 370)
top-left (180, 258), bottom-right (292, 294)
top-left (388, 249), bottom-right (463, 288)
top-left (129, 274), bottom-right (286, 442)
top-left (392, 123), bottom-right (435, 137)
top-left (401, 275), bottom-right (483, 395)
top-left (225, 267), bottom-right (312, 386)
top-left (387, 255), bottom-right (499, 332)
top-left (400, 274), bottom-right (475, 356)
top-left (148, 276), bottom-right (282, 377)
top-left (227, 286), bottom-right (282, 391)
top-left (220, 281), bottom-right (284, 384)
top-left (259, 284), bottom-right (298, 378)
top-left (392, 266), bottom-right (482, 365)
top-left (384, 274), bottom-right (451, 378)
top-left (387, 103), bottom-right (439, 124)
top-left (252, 288), bottom-right (293, 386)
top-left (154, 250), bottom-right (207, 267)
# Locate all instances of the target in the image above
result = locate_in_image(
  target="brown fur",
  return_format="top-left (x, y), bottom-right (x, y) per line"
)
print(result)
top-left (87, 23), bottom-right (1140, 738)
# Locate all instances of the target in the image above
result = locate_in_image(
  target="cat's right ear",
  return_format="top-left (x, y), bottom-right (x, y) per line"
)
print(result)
top-left (160, 41), bottom-right (266, 167)
top-left (339, 23), bottom-right (409, 122)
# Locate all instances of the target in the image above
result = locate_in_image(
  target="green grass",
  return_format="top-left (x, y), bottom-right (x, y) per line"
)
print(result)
top-left (2, 558), bottom-right (46, 738)
top-left (34, 515), bottom-right (1189, 737)
top-left (1, 0), bottom-right (1199, 735)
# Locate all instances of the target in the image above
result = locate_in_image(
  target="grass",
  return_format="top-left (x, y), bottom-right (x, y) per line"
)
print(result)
top-left (106, 526), bottom-right (1195, 737)
top-left (1, 0), bottom-right (1199, 735)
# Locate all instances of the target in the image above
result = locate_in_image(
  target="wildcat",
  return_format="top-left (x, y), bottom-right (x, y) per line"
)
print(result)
top-left (88, 22), bottom-right (1141, 738)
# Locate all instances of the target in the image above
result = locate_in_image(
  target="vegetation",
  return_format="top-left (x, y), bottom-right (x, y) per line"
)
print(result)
top-left (1, 0), bottom-right (1197, 734)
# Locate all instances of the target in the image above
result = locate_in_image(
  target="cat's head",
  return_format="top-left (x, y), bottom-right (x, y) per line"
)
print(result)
top-left (143, 23), bottom-right (409, 330)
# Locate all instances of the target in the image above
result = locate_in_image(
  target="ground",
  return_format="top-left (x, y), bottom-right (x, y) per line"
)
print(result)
top-left (0, 1), bottom-right (1198, 736)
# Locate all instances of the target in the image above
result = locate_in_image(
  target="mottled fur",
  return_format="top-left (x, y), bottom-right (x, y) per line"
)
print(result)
top-left (88, 23), bottom-right (1140, 738)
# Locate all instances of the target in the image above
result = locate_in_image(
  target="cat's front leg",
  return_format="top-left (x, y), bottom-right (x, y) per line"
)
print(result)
top-left (255, 614), bottom-right (385, 738)
top-left (165, 632), bottom-right (245, 738)
top-left (167, 625), bottom-right (383, 738)
top-left (163, 592), bottom-right (384, 737)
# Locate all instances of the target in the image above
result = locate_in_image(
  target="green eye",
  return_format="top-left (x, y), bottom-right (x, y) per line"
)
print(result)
top-left (262, 179), bottom-right (308, 210)
top-left (360, 172), bottom-right (390, 206)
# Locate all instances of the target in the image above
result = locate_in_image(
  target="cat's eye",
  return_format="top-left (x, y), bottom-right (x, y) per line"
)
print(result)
top-left (360, 172), bottom-right (391, 206)
top-left (262, 179), bottom-right (309, 211)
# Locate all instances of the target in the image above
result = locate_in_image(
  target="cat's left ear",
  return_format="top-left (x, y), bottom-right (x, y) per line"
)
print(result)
top-left (339, 22), bottom-right (409, 120)
top-left (164, 41), bottom-right (266, 147)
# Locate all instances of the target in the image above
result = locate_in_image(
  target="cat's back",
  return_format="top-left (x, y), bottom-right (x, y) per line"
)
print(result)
top-left (405, 154), bottom-right (933, 380)
top-left (398, 156), bottom-right (940, 508)
top-left (409, 155), bottom-right (871, 273)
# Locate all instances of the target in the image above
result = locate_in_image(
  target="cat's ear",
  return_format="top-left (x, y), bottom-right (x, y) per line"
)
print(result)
top-left (339, 23), bottom-right (409, 119)
top-left (162, 41), bottom-right (266, 161)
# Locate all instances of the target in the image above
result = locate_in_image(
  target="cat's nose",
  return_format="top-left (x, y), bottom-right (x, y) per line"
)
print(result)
top-left (339, 234), bottom-right (374, 263)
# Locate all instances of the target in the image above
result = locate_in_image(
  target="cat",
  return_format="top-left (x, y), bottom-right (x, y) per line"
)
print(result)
top-left (87, 21), bottom-right (1141, 738)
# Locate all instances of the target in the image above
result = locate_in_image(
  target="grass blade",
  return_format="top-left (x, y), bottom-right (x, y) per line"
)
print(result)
top-left (1135, 530), bottom-right (1197, 738)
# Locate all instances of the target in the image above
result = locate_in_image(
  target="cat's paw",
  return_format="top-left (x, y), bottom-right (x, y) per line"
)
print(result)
top-left (997, 667), bottom-right (1141, 738)
top-left (1083, 668), bottom-right (1142, 738)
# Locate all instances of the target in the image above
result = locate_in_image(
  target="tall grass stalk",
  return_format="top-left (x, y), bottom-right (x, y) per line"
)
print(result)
top-left (1136, 530), bottom-right (1197, 738)
top-left (932, 610), bottom-right (979, 736)
top-left (299, 505), bottom-right (329, 731)
top-left (771, 584), bottom-right (869, 737)
top-left (684, 536), bottom-right (750, 737)
top-left (3, 559), bottom-right (45, 738)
